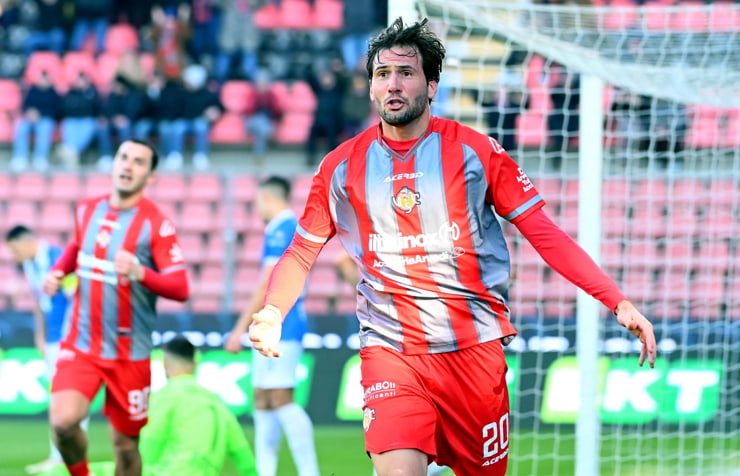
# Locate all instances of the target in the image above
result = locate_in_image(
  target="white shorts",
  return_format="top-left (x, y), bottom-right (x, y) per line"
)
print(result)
top-left (251, 341), bottom-right (303, 389)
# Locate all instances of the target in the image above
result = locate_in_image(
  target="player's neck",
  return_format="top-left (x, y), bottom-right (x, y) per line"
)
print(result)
top-left (109, 190), bottom-right (144, 210)
top-left (381, 109), bottom-right (431, 142)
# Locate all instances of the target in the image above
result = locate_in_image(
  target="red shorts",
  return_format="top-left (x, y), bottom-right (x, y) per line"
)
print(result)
top-left (360, 340), bottom-right (510, 475)
top-left (52, 347), bottom-right (151, 437)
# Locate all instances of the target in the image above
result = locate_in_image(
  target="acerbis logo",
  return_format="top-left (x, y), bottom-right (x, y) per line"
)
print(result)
top-left (383, 172), bottom-right (424, 182)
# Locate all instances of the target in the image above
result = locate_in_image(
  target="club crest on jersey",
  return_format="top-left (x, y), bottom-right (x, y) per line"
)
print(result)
top-left (392, 186), bottom-right (420, 214)
top-left (96, 229), bottom-right (112, 248)
top-left (363, 407), bottom-right (376, 432)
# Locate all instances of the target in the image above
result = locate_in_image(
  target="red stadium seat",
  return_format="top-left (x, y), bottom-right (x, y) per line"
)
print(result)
top-left (38, 201), bottom-right (75, 235)
top-left (220, 80), bottom-right (255, 114)
top-left (270, 81), bottom-right (290, 109)
top-left (303, 296), bottom-right (330, 316)
top-left (233, 266), bottom-right (262, 300)
top-left (48, 173), bottom-right (84, 203)
top-left (155, 202), bottom-right (179, 224)
top-left (669, 178), bottom-right (706, 205)
top-left (203, 236), bottom-right (226, 265)
top-left (0, 173), bottom-right (11, 201)
top-left (623, 240), bottom-right (660, 271)
top-left (190, 297), bottom-right (223, 314)
top-left (177, 233), bottom-right (205, 264)
top-left (151, 174), bottom-right (187, 203)
top-left (643, 6), bottom-right (672, 31)
top-left (685, 105), bottom-right (723, 149)
top-left (306, 266), bottom-right (339, 299)
top-left (83, 172), bottom-right (112, 197)
top-left (516, 112), bottom-right (547, 147)
top-left (620, 269), bottom-right (655, 305)
top-left (254, 3), bottom-right (280, 29)
top-left (708, 1), bottom-right (740, 32)
top-left (0, 80), bottom-right (21, 113)
top-left (188, 173), bottom-right (223, 203)
top-left (179, 202), bottom-right (219, 234)
top-left (279, 0), bottom-right (313, 29)
top-left (688, 270), bottom-right (725, 319)
top-left (662, 239), bottom-right (695, 273)
top-left (5, 201), bottom-right (40, 229)
top-left (722, 110), bottom-right (740, 149)
top-left (312, 0), bottom-right (344, 30)
top-left (62, 52), bottom-right (98, 91)
top-left (23, 51), bottom-right (63, 85)
top-left (274, 112), bottom-right (313, 144)
top-left (702, 206), bottom-right (734, 239)
top-left (104, 23), bottom-right (139, 56)
top-left (600, 240), bottom-right (624, 272)
top-left (664, 204), bottom-right (700, 238)
top-left (287, 81), bottom-right (317, 114)
top-left (239, 233), bottom-right (264, 266)
top-left (210, 112), bottom-right (248, 144)
top-left (629, 206), bottom-right (666, 238)
top-left (193, 265), bottom-right (226, 299)
top-left (232, 174), bottom-right (257, 205)
top-left (670, 1), bottom-right (708, 31)
top-left (11, 173), bottom-right (48, 201)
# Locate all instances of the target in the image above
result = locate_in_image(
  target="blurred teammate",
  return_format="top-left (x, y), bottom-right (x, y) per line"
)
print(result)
top-left (141, 335), bottom-right (258, 476)
top-left (43, 139), bottom-right (190, 476)
top-left (248, 18), bottom-right (657, 476)
top-left (225, 176), bottom-right (320, 476)
top-left (5, 225), bottom-right (81, 475)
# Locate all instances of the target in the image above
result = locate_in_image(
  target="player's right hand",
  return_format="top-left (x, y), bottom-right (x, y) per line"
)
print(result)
top-left (249, 305), bottom-right (283, 358)
top-left (224, 332), bottom-right (243, 354)
top-left (43, 270), bottom-right (64, 296)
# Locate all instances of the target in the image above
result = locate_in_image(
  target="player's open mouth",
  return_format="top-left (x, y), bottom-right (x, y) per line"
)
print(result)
top-left (386, 98), bottom-right (405, 110)
top-left (119, 174), bottom-right (132, 184)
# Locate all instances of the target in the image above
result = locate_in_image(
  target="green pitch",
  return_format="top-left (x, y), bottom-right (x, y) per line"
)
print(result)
top-left (0, 418), bottom-right (737, 476)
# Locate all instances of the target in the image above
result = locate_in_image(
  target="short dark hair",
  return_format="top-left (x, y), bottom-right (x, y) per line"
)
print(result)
top-left (366, 17), bottom-right (446, 85)
top-left (259, 175), bottom-right (291, 203)
top-left (5, 224), bottom-right (33, 242)
top-left (123, 139), bottom-right (160, 171)
top-left (163, 335), bottom-right (195, 361)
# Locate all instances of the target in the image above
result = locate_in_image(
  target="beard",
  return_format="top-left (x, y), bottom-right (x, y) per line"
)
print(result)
top-left (376, 92), bottom-right (428, 126)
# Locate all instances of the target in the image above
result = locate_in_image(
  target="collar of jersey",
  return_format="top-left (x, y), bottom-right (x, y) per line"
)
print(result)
top-left (376, 118), bottom-right (435, 163)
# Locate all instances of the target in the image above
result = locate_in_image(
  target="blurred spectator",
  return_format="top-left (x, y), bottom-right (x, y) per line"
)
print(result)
top-left (150, 3), bottom-right (191, 81)
top-left (645, 97), bottom-right (687, 171)
top-left (189, 0), bottom-right (223, 62)
top-left (483, 72), bottom-right (529, 151)
top-left (69, 0), bottom-right (113, 54)
top-left (216, 0), bottom-right (267, 83)
top-left (167, 64), bottom-right (223, 170)
top-left (245, 70), bottom-right (282, 165)
top-left (24, 0), bottom-right (66, 56)
top-left (144, 72), bottom-right (186, 166)
top-left (306, 68), bottom-right (345, 166)
top-left (115, 48), bottom-right (148, 89)
top-left (57, 71), bottom-right (103, 168)
top-left (11, 70), bottom-right (60, 172)
top-left (96, 75), bottom-right (147, 170)
top-left (544, 60), bottom-right (580, 169)
top-left (608, 89), bottom-right (649, 165)
top-left (341, 70), bottom-right (371, 137)
top-left (341, 0), bottom-right (378, 72)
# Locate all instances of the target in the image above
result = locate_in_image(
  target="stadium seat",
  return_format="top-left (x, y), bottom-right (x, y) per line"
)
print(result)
top-left (702, 206), bottom-right (734, 239)
top-left (708, 1), bottom-right (740, 32)
top-left (669, 177), bottom-right (706, 205)
top-left (664, 203), bottom-right (699, 238)
top-left (84, 172), bottom-right (112, 197)
top-left (155, 202), bottom-right (179, 225)
top-left (620, 269), bottom-right (656, 305)
top-left (623, 240), bottom-right (660, 271)
top-left (269, 81), bottom-right (290, 109)
top-left (279, 0), bottom-right (313, 29)
top-left (688, 270), bottom-right (725, 319)
top-left (306, 266), bottom-right (339, 299)
top-left (38, 201), bottom-right (75, 235)
top-left (238, 233), bottom-right (264, 266)
top-left (643, 6), bottom-right (672, 31)
top-left (291, 174), bottom-right (313, 210)
top-left (190, 297), bottom-right (223, 315)
top-left (303, 296), bottom-right (330, 316)
top-left (177, 233), bottom-right (205, 264)
top-left (0, 114), bottom-right (13, 142)
top-left (188, 174), bottom-right (223, 203)
top-left (629, 206), bottom-right (666, 238)
top-left (210, 112), bottom-right (248, 144)
top-left (722, 109), bottom-right (740, 148)
top-left (62, 51), bottom-right (98, 91)
top-left (312, 0), bottom-right (344, 30)
top-left (11, 173), bottom-right (48, 202)
top-left (704, 178), bottom-right (736, 208)
top-left (151, 174), bottom-right (187, 204)
top-left (232, 174), bottom-right (257, 206)
top-left (23, 51), bottom-right (63, 85)
top-left (203, 236), bottom-right (226, 265)
top-left (5, 201), bottom-right (40, 229)
top-left (220, 80), bottom-right (255, 114)
top-left (254, 3), bottom-right (281, 29)
top-left (0, 173), bottom-right (11, 202)
top-left (600, 240), bottom-right (624, 272)
top-left (274, 112), bottom-right (313, 144)
top-left (698, 240), bottom-right (730, 275)
top-left (602, 203), bottom-right (629, 237)
top-left (179, 202), bottom-right (220, 234)
top-left (233, 266), bottom-right (262, 299)
top-left (0, 80), bottom-right (21, 113)
top-left (104, 23), bottom-right (139, 56)
top-left (95, 53), bottom-right (121, 93)
top-left (685, 105), bottom-right (723, 149)
top-left (287, 81), bottom-right (318, 114)
top-left (516, 112), bottom-right (547, 147)
top-left (48, 173), bottom-right (84, 203)
top-left (661, 239), bottom-right (695, 273)
top-left (193, 265), bottom-right (226, 299)
top-left (599, 3), bottom-right (639, 31)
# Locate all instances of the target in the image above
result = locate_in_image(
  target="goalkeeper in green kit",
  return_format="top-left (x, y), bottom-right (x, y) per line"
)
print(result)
top-left (140, 336), bottom-right (258, 476)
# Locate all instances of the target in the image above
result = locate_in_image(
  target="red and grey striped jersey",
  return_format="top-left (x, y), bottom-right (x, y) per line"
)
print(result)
top-left (298, 117), bottom-right (545, 354)
top-left (63, 195), bottom-right (186, 361)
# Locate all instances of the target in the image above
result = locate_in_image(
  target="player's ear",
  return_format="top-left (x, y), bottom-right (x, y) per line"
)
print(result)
top-left (146, 171), bottom-right (157, 187)
top-left (427, 80), bottom-right (438, 102)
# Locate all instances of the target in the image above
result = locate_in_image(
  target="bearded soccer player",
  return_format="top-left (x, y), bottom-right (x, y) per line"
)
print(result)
top-left (249, 18), bottom-right (657, 476)
top-left (43, 139), bottom-right (190, 476)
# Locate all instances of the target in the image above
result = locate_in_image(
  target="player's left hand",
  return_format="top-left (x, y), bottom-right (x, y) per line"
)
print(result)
top-left (114, 250), bottom-right (143, 281)
top-left (249, 305), bottom-right (282, 358)
top-left (615, 300), bottom-right (657, 368)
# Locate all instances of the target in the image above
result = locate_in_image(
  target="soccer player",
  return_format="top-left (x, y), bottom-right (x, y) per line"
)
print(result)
top-left (224, 176), bottom-right (320, 476)
top-left (248, 18), bottom-right (657, 476)
top-left (140, 335), bottom-right (258, 476)
top-left (42, 139), bottom-right (190, 476)
top-left (5, 225), bottom-right (81, 475)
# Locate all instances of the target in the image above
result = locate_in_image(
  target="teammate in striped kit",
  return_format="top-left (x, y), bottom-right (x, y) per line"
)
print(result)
top-left (43, 139), bottom-right (190, 476)
top-left (249, 18), bottom-right (657, 476)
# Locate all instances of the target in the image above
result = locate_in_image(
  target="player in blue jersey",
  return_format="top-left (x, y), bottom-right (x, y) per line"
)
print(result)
top-left (5, 224), bottom-right (82, 475)
top-left (225, 176), bottom-right (320, 476)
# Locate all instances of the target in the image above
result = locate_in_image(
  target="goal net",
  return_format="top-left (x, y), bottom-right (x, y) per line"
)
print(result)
top-left (410, 1), bottom-right (740, 475)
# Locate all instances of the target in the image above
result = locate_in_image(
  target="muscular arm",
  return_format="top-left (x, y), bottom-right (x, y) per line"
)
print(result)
top-left (51, 241), bottom-right (80, 274)
top-left (264, 235), bottom-right (324, 318)
top-left (514, 208), bottom-right (627, 312)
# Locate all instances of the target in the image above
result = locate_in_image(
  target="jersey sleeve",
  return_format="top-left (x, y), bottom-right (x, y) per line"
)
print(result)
top-left (150, 215), bottom-right (186, 274)
top-left (486, 137), bottom-right (545, 223)
top-left (296, 162), bottom-right (336, 245)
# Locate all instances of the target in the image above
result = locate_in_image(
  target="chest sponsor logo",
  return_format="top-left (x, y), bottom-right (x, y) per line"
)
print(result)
top-left (392, 186), bottom-right (421, 214)
top-left (516, 167), bottom-right (534, 192)
top-left (368, 222), bottom-right (460, 253)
